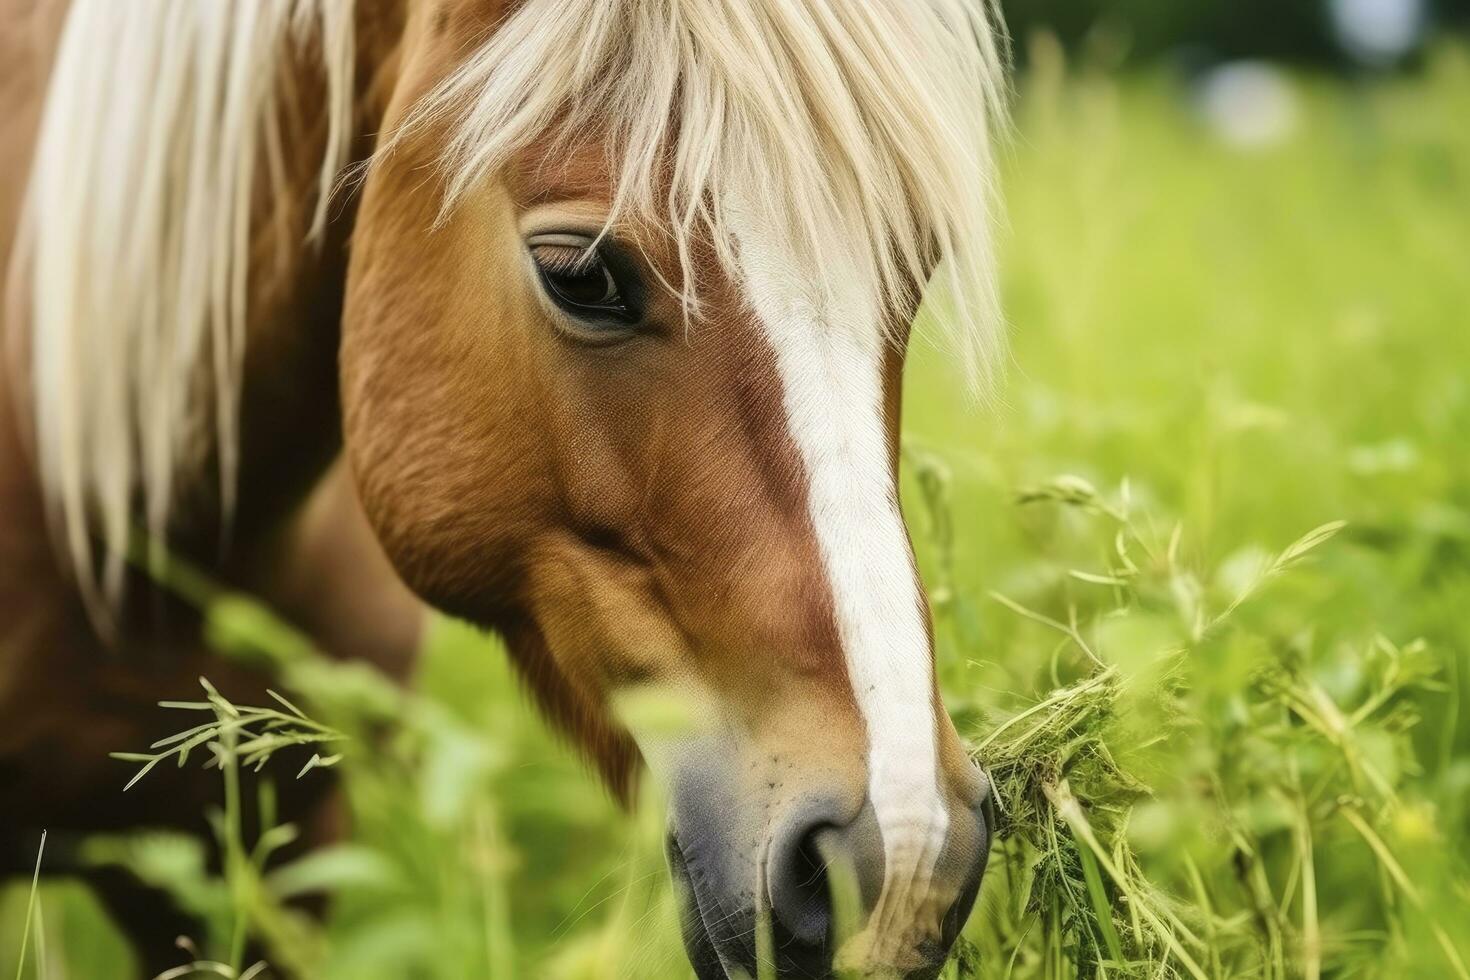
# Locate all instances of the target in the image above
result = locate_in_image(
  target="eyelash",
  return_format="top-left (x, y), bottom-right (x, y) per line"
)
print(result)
top-left (531, 244), bottom-right (596, 276)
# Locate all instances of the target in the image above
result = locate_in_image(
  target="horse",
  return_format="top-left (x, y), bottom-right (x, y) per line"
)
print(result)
top-left (0, 2), bottom-right (1009, 977)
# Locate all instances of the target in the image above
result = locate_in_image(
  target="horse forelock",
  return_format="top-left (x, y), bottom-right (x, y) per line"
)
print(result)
top-left (391, 0), bottom-right (1009, 376)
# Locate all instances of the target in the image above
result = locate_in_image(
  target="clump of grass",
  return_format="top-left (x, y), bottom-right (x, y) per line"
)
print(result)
top-left (965, 654), bottom-right (1217, 978)
top-left (911, 468), bottom-right (1468, 979)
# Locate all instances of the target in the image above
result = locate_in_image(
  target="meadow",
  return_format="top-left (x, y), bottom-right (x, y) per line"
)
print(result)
top-left (4, 44), bottom-right (1470, 979)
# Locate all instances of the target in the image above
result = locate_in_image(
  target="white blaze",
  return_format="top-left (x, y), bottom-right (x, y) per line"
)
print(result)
top-left (733, 216), bottom-right (948, 955)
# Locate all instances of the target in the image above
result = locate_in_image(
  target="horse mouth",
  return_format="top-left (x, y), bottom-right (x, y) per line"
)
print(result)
top-left (669, 833), bottom-right (838, 980)
top-left (667, 834), bottom-right (954, 980)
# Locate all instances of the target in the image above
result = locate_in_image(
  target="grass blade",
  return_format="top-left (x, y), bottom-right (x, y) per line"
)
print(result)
top-left (1075, 837), bottom-right (1126, 966)
top-left (13, 830), bottom-right (45, 980)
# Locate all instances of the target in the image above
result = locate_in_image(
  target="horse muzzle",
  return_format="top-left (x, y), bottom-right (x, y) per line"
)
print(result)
top-left (668, 783), bottom-right (993, 980)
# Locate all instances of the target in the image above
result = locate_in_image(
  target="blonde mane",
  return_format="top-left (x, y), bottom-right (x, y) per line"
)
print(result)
top-left (16, 0), bottom-right (355, 621)
top-left (15, 0), bottom-right (1007, 621)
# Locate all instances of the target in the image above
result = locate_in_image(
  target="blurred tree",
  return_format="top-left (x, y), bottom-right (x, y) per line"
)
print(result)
top-left (1000, 0), bottom-right (1470, 67)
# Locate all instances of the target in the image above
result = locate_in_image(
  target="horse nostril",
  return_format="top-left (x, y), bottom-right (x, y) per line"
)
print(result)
top-left (767, 821), bottom-right (837, 949)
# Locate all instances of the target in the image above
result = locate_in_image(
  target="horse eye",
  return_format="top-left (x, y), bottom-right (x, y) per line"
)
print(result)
top-left (528, 235), bottom-right (640, 333)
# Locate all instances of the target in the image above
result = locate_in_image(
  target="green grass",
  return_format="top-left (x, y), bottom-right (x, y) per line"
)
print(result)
top-left (7, 46), bottom-right (1470, 979)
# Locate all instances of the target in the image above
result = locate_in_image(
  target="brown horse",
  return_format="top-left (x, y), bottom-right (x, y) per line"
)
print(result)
top-left (0, 1), bottom-right (1009, 977)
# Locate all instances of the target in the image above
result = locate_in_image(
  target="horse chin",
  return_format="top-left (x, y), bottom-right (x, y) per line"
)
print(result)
top-left (669, 833), bottom-right (838, 980)
top-left (667, 835), bottom-right (743, 980)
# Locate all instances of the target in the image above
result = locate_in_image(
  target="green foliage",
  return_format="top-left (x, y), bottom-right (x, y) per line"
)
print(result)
top-left (8, 50), bottom-right (1470, 980)
top-left (921, 463), bottom-right (1463, 978)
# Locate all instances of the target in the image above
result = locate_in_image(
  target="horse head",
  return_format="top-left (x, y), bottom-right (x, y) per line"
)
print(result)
top-left (16, 1), bottom-right (1009, 975)
top-left (341, 5), bottom-right (1007, 975)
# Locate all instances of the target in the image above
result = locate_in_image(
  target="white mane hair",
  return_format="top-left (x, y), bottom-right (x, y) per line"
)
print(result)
top-left (16, 0), bottom-right (355, 623)
top-left (407, 0), bottom-right (1009, 366)
top-left (14, 0), bottom-right (1007, 623)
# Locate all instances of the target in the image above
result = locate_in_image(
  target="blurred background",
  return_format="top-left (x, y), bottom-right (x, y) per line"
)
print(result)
top-left (4, 0), bottom-right (1469, 977)
top-left (1008, 0), bottom-right (1467, 67)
